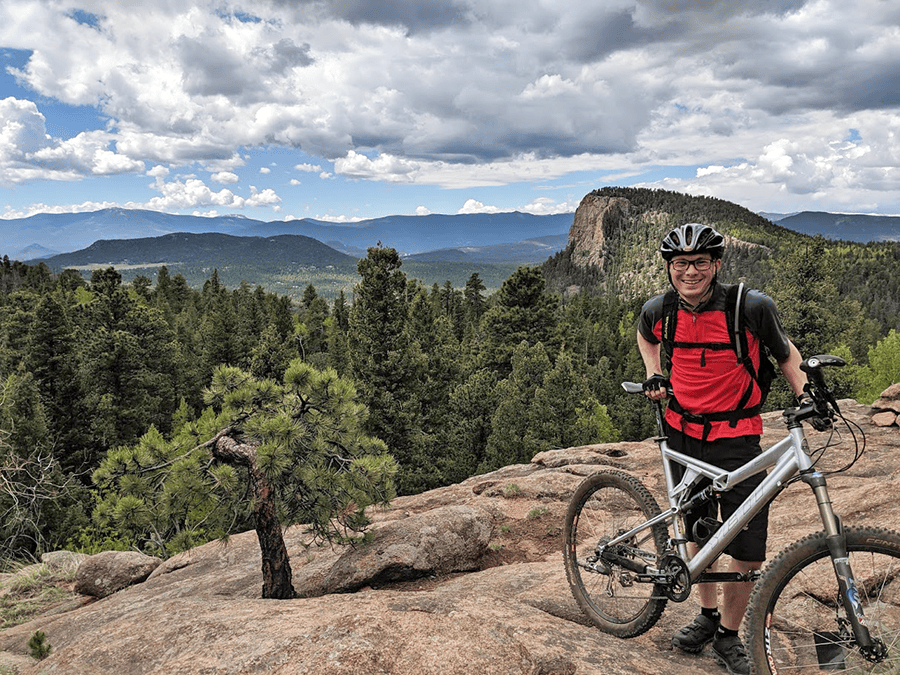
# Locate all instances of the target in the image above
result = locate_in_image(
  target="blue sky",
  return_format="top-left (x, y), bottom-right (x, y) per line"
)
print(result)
top-left (2, 0), bottom-right (900, 224)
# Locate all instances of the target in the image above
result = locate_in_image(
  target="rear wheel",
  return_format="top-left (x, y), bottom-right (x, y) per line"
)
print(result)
top-left (563, 470), bottom-right (669, 638)
top-left (745, 526), bottom-right (900, 674)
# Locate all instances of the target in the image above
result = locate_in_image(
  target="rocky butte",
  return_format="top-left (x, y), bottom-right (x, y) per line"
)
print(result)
top-left (0, 397), bottom-right (897, 675)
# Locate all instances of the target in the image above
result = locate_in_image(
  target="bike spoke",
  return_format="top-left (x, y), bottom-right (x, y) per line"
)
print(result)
top-left (748, 531), bottom-right (900, 674)
top-left (563, 470), bottom-right (669, 638)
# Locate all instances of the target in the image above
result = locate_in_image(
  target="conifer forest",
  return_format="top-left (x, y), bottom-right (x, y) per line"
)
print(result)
top-left (2, 188), bottom-right (899, 565)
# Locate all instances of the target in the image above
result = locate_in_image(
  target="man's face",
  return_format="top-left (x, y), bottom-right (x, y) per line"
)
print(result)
top-left (668, 253), bottom-right (720, 305)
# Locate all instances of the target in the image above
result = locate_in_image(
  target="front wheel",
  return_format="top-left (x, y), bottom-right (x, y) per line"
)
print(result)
top-left (563, 470), bottom-right (669, 638)
top-left (745, 526), bottom-right (900, 674)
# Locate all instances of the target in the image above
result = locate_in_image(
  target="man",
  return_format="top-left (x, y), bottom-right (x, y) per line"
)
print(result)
top-left (636, 223), bottom-right (807, 675)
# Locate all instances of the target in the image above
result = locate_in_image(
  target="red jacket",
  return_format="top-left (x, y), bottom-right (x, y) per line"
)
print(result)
top-left (639, 283), bottom-right (791, 441)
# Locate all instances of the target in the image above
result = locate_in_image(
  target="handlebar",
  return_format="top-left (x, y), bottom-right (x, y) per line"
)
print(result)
top-left (793, 354), bottom-right (846, 429)
top-left (623, 354), bottom-right (847, 432)
top-left (623, 353), bottom-right (863, 476)
top-left (800, 354), bottom-right (845, 392)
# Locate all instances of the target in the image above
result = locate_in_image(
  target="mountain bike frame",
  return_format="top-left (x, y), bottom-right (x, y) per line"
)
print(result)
top-left (608, 356), bottom-right (876, 653)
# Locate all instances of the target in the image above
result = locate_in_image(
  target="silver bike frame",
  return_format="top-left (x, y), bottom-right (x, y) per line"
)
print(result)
top-left (603, 419), bottom-right (814, 582)
top-left (599, 373), bottom-right (877, 654)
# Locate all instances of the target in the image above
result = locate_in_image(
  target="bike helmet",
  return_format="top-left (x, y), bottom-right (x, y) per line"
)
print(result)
top-left (659, 223), bottom-right (725, 261)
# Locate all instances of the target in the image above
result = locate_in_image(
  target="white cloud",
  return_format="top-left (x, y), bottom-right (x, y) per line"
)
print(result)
top-left (455, 196), bottom-right (576, 216)
top-left (457, 199), bottom-right (503, 214)
top-left (519, 197), bottom-right (578, 215)
top-left (314, 213), bottom-right (365, 223)
top-left (259, 167), bottom-right (271, 174)
top-left (0, 97), bottom-right (143, 185)
top-left (141, 171), bottom-right (282, 212)
top-left (520, 74), bottom-right (580, 100)
top-left (334, 150), bottom-right (418, 183)
top-left (415, 205), bottom-right (431, 216)
top-left (2, 199), bottom-right (121, 219)
top-left (2, 0), bottom-right (900, 214)
top-left (211, 171), bottom-right (239, 184)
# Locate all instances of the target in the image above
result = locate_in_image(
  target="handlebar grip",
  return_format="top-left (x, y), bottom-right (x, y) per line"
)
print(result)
top-left (800, 354), bottom-right (846, 374)
top-left (622, 382), bottom-right (644, 394)
top-left (801, 354), bottom-right (846, 388)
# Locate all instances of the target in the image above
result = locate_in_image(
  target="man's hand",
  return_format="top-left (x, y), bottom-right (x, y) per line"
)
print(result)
top-left (642, 373), bottom-right (670, 401)
top-left (794, 392), bottom-right (832, 431)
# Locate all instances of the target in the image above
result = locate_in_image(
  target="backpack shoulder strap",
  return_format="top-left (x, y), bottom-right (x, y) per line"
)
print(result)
top-left (660, 289), bottom-right (679, 373)
top-left (725, 282), bottom-right (750, 365)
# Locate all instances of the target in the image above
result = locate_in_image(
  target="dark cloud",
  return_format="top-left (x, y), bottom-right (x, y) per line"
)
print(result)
top-left (337, 0), bottom-right (468, 32)
top-left (177, 35), bottom-right (255, 97)
top-left (640, 0), bottom-right (807, 21)
top-left (561, 8), bottom-right (662, 63)
top-left (266, 0), bottom-right (469, 33)
top-left (263, 39), bottom-right (314, 74)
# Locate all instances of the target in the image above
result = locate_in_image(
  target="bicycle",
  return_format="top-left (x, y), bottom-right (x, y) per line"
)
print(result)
top-left (563, 354), bottom-right (900, 674)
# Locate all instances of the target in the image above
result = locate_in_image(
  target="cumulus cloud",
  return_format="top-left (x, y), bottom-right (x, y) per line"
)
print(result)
top-left (520, 197), bottom-right (580, 215)
top-left (334, 151), bottom-right (418, 183)
top-left (0, 97), bottom-right (145, 185)
top-left (1, 0), bottom-right (900, 213)
top-left (211, 171), bottom-right (239, 184)
top-left (457, 199), bottom-right (502, 214)
top-left (141, 169), bottom-right (281, 212)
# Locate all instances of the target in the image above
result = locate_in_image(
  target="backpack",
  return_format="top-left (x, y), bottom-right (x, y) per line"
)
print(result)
top-left (660, 282), bottom-right (778, 434)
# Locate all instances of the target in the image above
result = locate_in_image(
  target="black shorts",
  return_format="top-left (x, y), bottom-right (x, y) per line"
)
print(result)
top-left (666, 426), bottom-right (769, 563)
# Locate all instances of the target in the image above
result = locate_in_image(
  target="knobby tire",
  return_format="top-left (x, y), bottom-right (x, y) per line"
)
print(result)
top-left (563, 469), bottom-right (669, 638)
top-left (745, 526), bottom-right (900, 675)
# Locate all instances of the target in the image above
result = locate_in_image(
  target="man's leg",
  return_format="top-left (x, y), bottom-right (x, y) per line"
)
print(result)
top-left (694, 543), bottom-right (719, 609)
top-left (720, 557), bottom-right (761, 630)
top-left (710, 557), bottom-right (760, 675)
top-left (672, 543), bottom-right (721, 654)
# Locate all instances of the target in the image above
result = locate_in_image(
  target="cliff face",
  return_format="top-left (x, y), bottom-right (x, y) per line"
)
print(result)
top-left (562, 192), bottom-right (673, 299)
top-left (566, 194), bottom-right (633, 270)
top-left (561, 190), bottom-right (775, 300)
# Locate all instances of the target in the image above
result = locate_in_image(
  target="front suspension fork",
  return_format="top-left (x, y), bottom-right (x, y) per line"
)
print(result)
top-left (804, 472), bottom-right (879, 656)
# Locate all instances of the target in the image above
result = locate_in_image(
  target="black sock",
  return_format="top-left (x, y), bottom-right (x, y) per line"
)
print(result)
top-left (702, 607), bottom-right (720, 622)
top-left (716, 626), bottom-right (738, 639)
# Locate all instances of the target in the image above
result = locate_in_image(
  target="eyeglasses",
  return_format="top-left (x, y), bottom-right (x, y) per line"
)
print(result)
top-left (669, 258), bottom-right (713, 272)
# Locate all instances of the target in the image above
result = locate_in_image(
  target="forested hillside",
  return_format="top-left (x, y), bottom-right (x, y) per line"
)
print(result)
top-left (545, 187), bottom-right (900, 333)
top-left (1, 187), bottom-right (898, 567)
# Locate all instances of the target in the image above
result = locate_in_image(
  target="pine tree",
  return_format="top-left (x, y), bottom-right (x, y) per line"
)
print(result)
top-left (348, 247), bottom-right (428, 494)
top-left (445, 368), bottom-right (498, 482)
top-left (482, 342), bottom-right (552, 471)
top-left (76, 268), bottom-right (181, 454)
top-left (25, 293), bottom-right (87, 473)
top-left (477, 266), bottom-right (559, 375)
top-left (0, 372), bottom-right (82, 558)
top-left (463, 272), bottom-right (487, 330)
top-left (297, 284), bottom-right (330, 362)
top-left (92, 360), bottom-right (397, 599)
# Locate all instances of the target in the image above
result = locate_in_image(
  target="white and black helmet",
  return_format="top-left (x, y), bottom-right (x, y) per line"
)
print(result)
top-left (659, 223), bottom-right (725, 261)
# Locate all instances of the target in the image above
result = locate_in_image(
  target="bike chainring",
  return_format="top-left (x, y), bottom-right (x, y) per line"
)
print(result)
top-left (660, 554), bottom-right (692, 602)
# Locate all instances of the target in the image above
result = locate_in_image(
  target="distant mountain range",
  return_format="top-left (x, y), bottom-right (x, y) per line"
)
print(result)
top-left (4, 207), bottom-right (899, 271)
top-left (40, 232), bottom-right (356, 269)
top-left (762, 211), bottom-right (900, 242)
top-left (2, 208), bottom-right (574, 261)
top-left (403, 234), bottom-right (568, 264)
